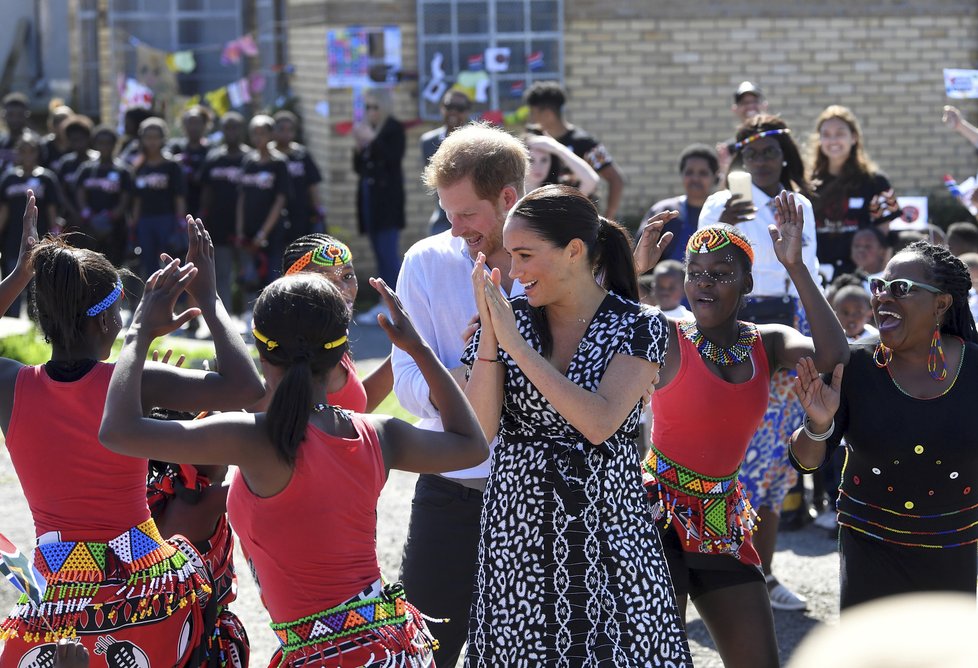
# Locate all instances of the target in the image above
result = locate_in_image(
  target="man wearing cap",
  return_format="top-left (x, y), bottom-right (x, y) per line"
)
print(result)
top-left (717, 81), bottom-right (769, 185)
top-left (420, 90), bottom-right (472, 236)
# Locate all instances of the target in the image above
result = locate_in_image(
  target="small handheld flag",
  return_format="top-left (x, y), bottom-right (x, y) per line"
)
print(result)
top-left (0, 532), bottom-right (47, 608)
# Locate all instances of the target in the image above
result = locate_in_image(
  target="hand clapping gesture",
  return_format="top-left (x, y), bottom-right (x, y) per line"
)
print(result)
top-left (793, 358), bottom-right (843, 429)
top-left (471, 252), bottom-right (522, 355)
top-left (770, 190), bottom-right (805, 268)
top-left (633, 210), bottom-right (677, 275)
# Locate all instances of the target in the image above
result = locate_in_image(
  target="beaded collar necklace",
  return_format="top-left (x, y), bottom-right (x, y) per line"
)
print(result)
top-left (679, 319), bottom-right (760, 366)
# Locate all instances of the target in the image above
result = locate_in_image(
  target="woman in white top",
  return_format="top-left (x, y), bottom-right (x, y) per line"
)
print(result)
top-left (698, 114), bottom-right (821, 612)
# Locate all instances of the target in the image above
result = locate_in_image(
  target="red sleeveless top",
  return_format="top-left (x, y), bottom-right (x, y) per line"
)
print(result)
top-left (5, 363), bottom-right (151, 540)
top-left (652, 323), bottom-right (770, 476)
top-left (328, 353), bottom-right (368, 413)
top-left (227, 412), bottom-right (386, 622)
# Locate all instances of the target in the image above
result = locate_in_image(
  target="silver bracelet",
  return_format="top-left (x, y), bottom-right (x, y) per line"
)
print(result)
top-left (803, 416), bottom-right (834, 442)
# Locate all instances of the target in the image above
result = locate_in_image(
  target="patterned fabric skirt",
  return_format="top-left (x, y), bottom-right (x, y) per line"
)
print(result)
top-left (148, 463), bottom-right (249, 668)
top-left (0, 518), bottom-right (213, 668)
top-left (267, 580), bottom-right (435, 668)
top-left (467, 436), bottom-right (691, 667)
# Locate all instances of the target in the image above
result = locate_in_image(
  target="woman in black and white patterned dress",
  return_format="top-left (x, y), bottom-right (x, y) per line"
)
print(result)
top-left (463, 185), bottom-right (691, 666)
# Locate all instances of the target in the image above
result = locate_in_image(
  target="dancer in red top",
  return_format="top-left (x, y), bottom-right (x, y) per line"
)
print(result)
top-left (281, 233), bottom-right (393, 413)
top-left (642, 193), bottom-right (848, 668)
top-left (99, 269), bottom-right (489, 668)
top-left (0, 194), bottom-right (265, 667)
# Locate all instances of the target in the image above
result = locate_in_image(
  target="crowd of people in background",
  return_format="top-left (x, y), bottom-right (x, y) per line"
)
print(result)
top-left (0, 76), bottom-right (976, 668)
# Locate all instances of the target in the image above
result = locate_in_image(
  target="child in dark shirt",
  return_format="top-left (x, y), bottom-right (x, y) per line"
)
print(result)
top-left (74, 126), bottom-right (134, 265)
top-left (132, 118), bottom-right (186, 280)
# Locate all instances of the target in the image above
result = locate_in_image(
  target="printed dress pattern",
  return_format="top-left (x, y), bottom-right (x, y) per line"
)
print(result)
top-left (464, 293), bottom-right (691, 667)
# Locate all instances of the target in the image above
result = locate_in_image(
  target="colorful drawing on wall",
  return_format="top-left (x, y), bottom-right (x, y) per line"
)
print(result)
top-left (328, 26), bottom-right (402, 88)
top-left (944, 68), bottom-right (978, 99)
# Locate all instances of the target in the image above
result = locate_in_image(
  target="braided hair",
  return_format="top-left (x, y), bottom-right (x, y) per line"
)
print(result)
top-left (252, 274), bottom-right (350, 464)
top-left (29, 237), bottom-right (124, 350)
top-left (281, 233), bottom-right (349, 274)
top-left (902, 240), bottom-right (978, 343)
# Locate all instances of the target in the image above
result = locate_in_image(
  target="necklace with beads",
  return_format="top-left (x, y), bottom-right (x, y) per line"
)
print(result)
top-left (679, 320), bottom-right (760, 366)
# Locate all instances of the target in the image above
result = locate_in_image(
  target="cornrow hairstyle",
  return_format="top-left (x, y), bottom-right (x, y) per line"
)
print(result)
top-left (252, 274), bottom-right (350, 465)
top-left (281, 233), bottom-right (350, 275)
top-left (28, 237), bottom-right (125, 349)
top-left (902, 240), bottom-right (978, 343)
top-left (730, 114), bottom-right (811, 199)
top-left (509, 184), bottom-right (638, 358)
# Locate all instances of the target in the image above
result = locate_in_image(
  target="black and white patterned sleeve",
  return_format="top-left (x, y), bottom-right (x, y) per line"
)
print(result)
top-left (616, 305), bottom-right (668, 365)
top-left (460, 326), bottom-right (482, 370)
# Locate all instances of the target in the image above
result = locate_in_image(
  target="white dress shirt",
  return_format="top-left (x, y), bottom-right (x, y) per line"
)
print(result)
top-left (392, 231), bottom-right (523, 479)
top-left (699, 185), bottom-right (820, 297)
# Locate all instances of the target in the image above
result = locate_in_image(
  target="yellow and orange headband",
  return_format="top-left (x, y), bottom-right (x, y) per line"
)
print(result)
top-left (686, 227), bottom-right (754, 266)
top-left (285, 241), bottom-right (353, 275)
top-left (252, 328), bottom-right (348, 352)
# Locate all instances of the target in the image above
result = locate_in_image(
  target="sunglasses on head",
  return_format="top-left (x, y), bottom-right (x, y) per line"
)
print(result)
top-left (868, 277), bottom-right (943, 299)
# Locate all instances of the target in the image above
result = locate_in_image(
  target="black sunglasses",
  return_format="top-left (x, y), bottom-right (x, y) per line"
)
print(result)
top-left (365, 104), bottom-right (379, 111)
top-left (869, 277), bottom-right (943, 299)
top-left (443, 103), bottom-right (470, 112)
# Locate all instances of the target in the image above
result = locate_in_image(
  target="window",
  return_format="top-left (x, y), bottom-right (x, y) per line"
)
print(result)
top-left (107, 0), bottom-right (245, 103)
top-left (417, 0), bottom-right (563, 120)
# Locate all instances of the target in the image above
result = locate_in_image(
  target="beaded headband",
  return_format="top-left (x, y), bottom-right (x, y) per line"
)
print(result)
top-left (86, 278), bottom-right (124, 317)
top-left (686, 227), bottom-right (754, 265)
top-left (285, 242), bottom-right (353, 276)
top-left (732, 128), bottom-right (791, 152)
top-left (252, 328), bottom-right (348, 352)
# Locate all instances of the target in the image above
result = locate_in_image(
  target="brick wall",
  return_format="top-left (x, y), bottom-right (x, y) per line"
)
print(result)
top-left (287, 1), bottom-right (978, 277)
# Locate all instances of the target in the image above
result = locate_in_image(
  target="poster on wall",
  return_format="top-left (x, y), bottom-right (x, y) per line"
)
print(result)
top-left (327, 26), bottom-right (402, 88)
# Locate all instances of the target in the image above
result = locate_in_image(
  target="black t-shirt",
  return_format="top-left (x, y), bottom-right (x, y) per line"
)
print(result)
top-left (76, 159), bottom-right (134, 215)
top-left (52, 149), bottom-right (100, 206)
top-left (813, 341), bottom-right (978, 548)
top-left (0, 132), bottom-right (19, 175)
top-left (812, 172), bottom-right (897, 274)
top-left (280, 142), bottom-right (323, 239)
top-left (200, 145), bottom-right (246, 245)
top-left (239, 151), bottom-right (290, 237)
top-left (134, 158), bottom-right (186, 218)
top-left (556, 126), bottom-right (615, 173)
top-left (0, 167), bottom-right (60, 251)
top-left (167, 138), bottom-right (210, 216)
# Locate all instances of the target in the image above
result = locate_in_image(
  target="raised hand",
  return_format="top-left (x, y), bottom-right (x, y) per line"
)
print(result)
top-left (633, 211), bottom-right (677, 275)
top-left (371, 277), bottom-right (427, 355)
top-left (717, 193), bottom-right (756, 225)
top-left (482, 268), bottom-right (522, 354)
top-left (943, 105), bottom-right (962, 130)
top-left (130, 259), bottom-right (200, 341)
top-left (182, 216), bottom-right (216, 305)
top-left (151, 348), bottom-right (186, 368)
top-left (15, 190), bottom-right (39, 274)
top-left (792, 357), bottom-right (842, 427)
top-left (770, 190), bottom-right (804, 267)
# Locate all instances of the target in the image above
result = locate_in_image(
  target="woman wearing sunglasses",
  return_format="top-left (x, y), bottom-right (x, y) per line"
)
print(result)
top-left (791, 241), bottom-right (978, 610)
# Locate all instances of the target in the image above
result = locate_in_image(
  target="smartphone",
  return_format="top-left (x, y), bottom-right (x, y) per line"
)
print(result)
top-left (727, 171), bottom-right (754, 207)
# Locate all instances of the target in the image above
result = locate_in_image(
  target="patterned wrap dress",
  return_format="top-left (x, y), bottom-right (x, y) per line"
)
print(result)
top-left (464, 293), bottom-right (691, 667)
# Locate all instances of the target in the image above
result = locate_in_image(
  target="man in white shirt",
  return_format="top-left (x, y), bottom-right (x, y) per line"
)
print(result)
top-left (393, 122), bottom-right (528, 667)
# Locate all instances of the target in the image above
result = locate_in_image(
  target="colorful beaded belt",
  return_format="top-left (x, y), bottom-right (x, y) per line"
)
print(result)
top-left (643, 444), bottom-right (740, 499)
top-left (271, 581), bottom-right (411, 654)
